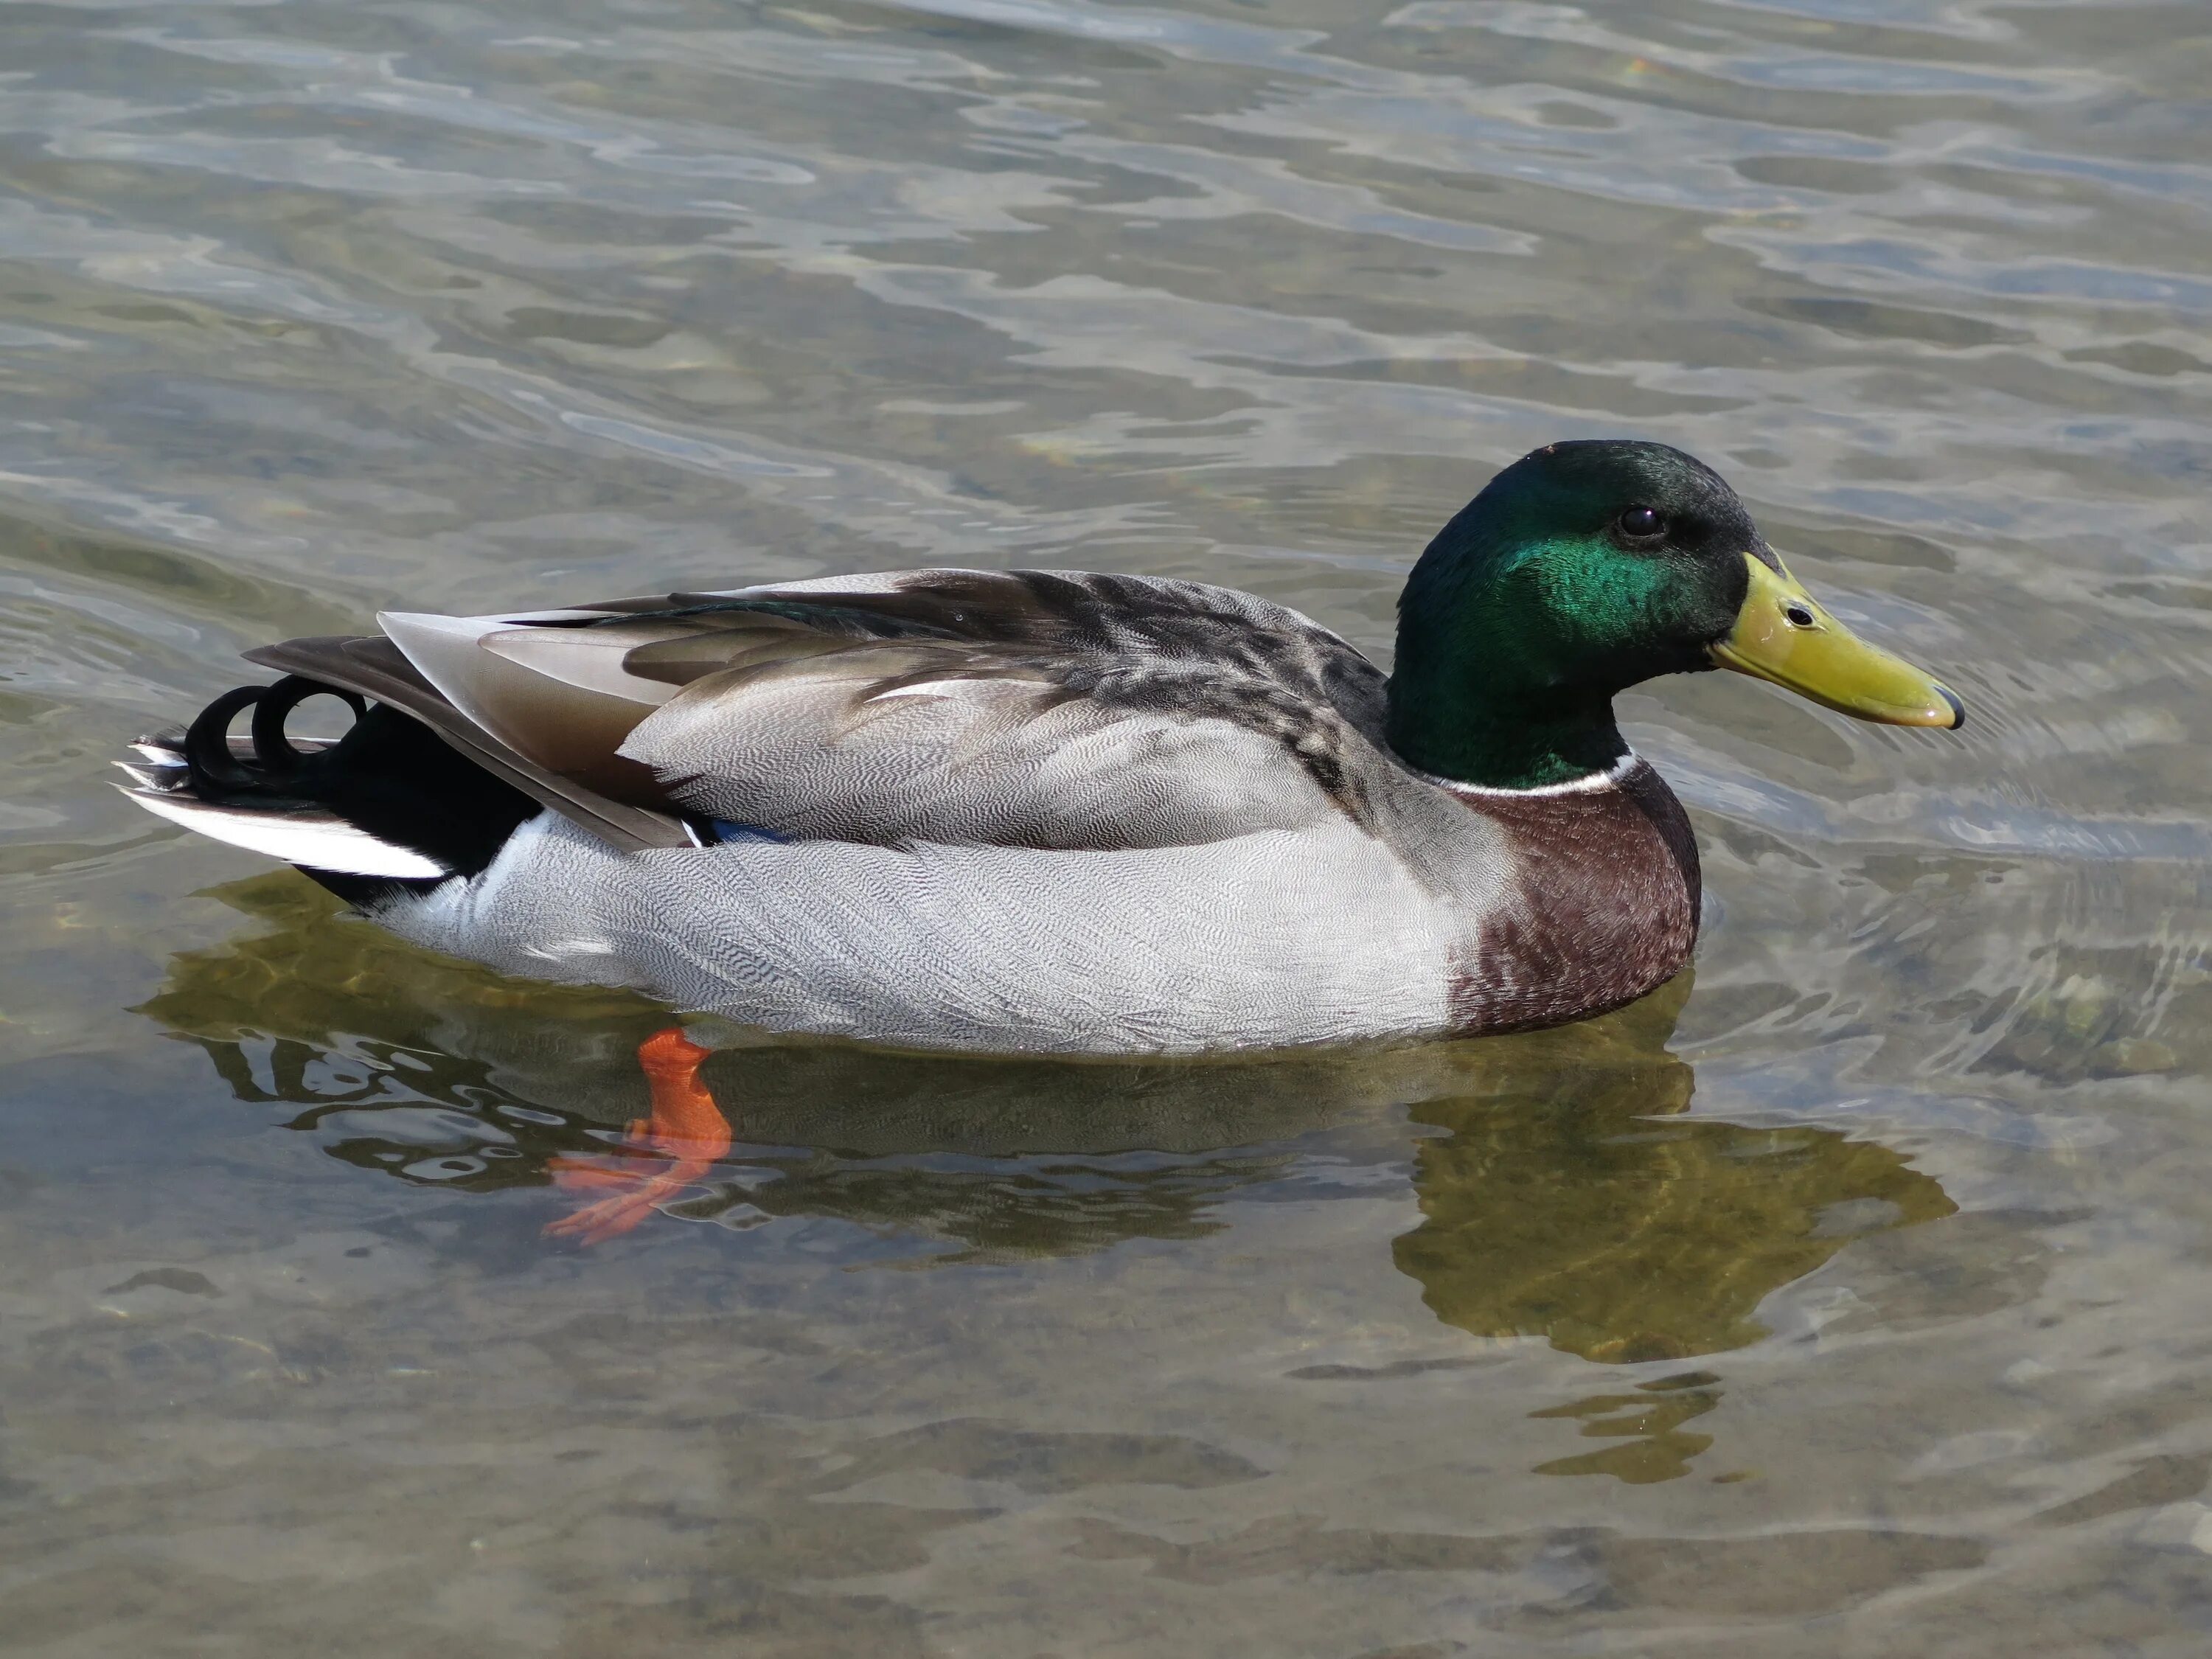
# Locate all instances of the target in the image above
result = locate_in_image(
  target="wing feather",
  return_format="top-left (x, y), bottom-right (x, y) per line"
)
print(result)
top-left (360, 567), bottom-right (1392, 855)
top-left (240, 634), bottom-right (692, 852)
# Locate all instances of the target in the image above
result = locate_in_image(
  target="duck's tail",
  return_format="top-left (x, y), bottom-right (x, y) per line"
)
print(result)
top-left (119, 675), bottom-right (539, 903)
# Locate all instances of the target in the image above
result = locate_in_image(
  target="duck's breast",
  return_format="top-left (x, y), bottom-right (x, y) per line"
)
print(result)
top-left (1439, 759), bottom-right (1701, 1034)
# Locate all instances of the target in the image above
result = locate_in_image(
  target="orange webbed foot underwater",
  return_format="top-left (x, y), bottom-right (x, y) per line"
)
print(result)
top-left (545, 1028), bottom-right (732, 1245)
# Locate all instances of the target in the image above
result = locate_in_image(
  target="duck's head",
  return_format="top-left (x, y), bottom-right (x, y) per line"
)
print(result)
top-left (1387, 439), bottom-right (1962, 790)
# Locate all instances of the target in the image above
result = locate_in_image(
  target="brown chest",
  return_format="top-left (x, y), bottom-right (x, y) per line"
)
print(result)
top-left (1445, 762), bottom-right (1701, 1036)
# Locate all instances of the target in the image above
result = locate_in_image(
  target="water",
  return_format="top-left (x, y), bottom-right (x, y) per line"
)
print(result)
top-left (3, 0), bottom-right (2210, 1649)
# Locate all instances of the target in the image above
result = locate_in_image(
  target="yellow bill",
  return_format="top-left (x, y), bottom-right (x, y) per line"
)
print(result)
top-left (1711, 552), bottom-right (1963, 728)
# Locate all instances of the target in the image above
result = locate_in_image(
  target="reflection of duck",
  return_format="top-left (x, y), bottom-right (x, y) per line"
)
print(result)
top-left (121, 441), bottom-right (1962, 1062)
top-left (141, 878), bottom-right (1951, 1358)
top-left (1390, 984), bottom-right (1956, 1363)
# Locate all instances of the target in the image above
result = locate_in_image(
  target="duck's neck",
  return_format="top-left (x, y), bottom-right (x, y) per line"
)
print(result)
top-left (1384, 509), bottom-right (1650, 790)
top-left (1384, 669), bottom-right (1628, 791)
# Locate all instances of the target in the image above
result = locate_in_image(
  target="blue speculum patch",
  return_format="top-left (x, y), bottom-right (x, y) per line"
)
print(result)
top-left (708, 820), bottom-right (788, 845)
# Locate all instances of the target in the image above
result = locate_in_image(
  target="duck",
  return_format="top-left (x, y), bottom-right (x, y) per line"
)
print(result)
top-left (119, 439), bottom-right (1963, 1061)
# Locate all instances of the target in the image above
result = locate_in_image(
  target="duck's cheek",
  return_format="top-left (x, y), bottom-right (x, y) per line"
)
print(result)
top-left (1709, 552), bottom-right (1964, 728)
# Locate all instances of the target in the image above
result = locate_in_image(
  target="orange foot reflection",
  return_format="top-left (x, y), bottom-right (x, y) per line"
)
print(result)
top-left (545, 1029), bottom-right (732, 1245)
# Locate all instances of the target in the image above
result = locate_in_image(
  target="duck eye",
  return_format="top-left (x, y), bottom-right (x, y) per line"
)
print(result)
top-left (1784, 602), bottom-right (1816, 627)
top-left (1617, 505), bottom-right (1666, 540)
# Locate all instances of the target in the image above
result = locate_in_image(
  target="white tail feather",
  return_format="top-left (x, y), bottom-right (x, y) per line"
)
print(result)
top-left (119, 786), bottom-right (449, 879)
top-left (114, 759), bottom-right (184, 789)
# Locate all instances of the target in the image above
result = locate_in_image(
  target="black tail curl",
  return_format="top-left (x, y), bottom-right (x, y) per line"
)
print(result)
top-left (184, 675), bottom-right (367, 795)
top-left (178, 675), bottom-right (539, 893)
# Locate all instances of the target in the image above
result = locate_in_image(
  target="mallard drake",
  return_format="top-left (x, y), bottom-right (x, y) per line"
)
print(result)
top-left (121, 439), bottom-right (1961, 1058)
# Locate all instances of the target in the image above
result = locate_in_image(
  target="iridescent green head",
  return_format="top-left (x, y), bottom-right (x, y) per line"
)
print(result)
top-left (1387, 439), bottom-right (1961, 790)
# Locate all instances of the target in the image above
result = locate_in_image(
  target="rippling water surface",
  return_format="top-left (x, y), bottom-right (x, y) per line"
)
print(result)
top-left (4, 0), bottom-right (2211, 1650)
